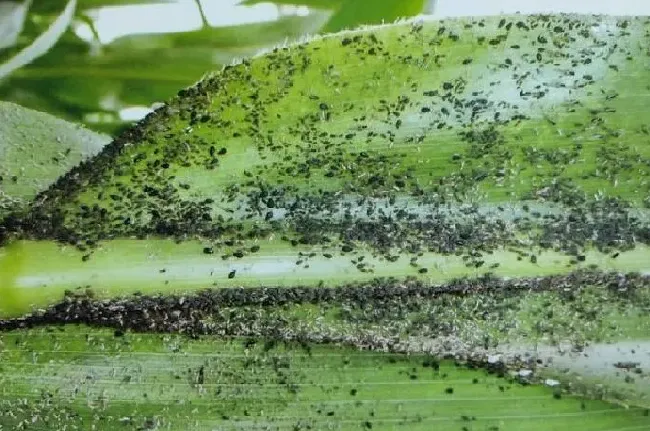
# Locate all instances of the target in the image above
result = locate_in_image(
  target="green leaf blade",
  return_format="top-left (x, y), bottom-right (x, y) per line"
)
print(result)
top-left (0, 101), bottom-right (109, 218)
top-left (1, 325), bottom-right (648, 430)
top-left (1, 14), bottom-right (649, 314)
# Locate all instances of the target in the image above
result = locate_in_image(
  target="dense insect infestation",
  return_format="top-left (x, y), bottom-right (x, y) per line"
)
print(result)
top-left (0, 13), bottom-right (649, 431)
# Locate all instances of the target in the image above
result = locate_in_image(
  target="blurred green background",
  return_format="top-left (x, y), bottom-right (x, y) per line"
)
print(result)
top-left (0, 0), bottom-right (433, 135)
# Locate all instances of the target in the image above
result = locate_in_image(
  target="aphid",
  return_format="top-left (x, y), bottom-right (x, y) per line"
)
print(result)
top-left (197, 366), bottom-right (204, 385)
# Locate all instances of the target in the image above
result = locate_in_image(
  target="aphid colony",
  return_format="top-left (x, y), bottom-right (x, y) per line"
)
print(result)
top-left (3, 268), bottom-right (647, 337)
top-left (0, 14), bottom-right (647, 294)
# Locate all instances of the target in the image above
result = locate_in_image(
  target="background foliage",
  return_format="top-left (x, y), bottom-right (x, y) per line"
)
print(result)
top-left (0, 0), bottom-right (431, 135)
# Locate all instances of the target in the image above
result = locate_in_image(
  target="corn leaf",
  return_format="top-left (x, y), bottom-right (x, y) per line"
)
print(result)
top-left (1, 13), bottom-right (650, 428)
top-left (0, 100), bottom-right (109, 218)
top-left (1, 325), bottom-right (649, 431)
top-left (2, 13), bottom-right (649, 312)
